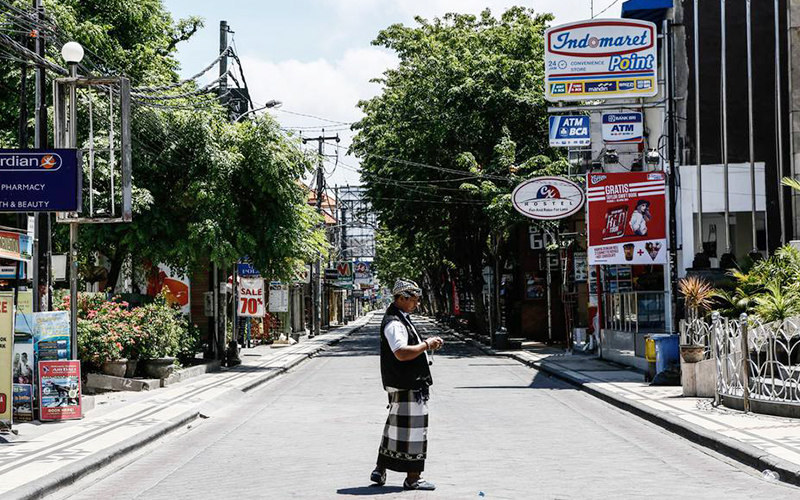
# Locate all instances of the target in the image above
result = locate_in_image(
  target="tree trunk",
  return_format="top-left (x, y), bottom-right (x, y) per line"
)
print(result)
top-left (469, 264), bottom-right (489, 336)
top-left (105, 251), bottom-right (125, 293)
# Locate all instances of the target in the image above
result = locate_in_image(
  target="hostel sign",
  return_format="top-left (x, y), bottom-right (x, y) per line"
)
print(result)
top-left (0, 150), bottom-right (81, 211)
top-left (545, 19), bottom-right (658, 101)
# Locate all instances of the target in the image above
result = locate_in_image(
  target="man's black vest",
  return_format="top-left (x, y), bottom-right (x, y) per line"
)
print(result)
top-left (379, 304), bottom-right (433, 390)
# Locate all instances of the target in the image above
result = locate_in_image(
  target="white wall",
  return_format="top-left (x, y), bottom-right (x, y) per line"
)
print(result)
top-left (679, 163), bottom-right (767, 275)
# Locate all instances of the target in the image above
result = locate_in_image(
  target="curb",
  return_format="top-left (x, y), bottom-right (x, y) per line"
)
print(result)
top-left (1, 315), bottom-right (375, 500)
top-left (440, 323), bottom-right (800, 488)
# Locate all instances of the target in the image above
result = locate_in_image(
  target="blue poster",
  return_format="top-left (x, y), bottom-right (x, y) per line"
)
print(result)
top-left (0, 149), bottom-right (81, 212)
top-left (31, 312), bottom-right (71, 363)
top-left (548, 116), bottom-right (590, 147)
top-left (237, 262), bottom-right (260, 277)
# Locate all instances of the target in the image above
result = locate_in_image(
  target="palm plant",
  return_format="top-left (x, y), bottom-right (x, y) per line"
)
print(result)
top-left (712, 287), bottom-right (758, 319)
top-left (679, 276), bottom-right (714, 321)
top-left (754, 281), bottom-right (800, 323)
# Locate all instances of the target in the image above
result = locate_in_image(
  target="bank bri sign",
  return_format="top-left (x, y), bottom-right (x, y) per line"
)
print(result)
top-left (0, 150), bottom-right (81, 212)
top-left (545, 19), bottom-right (658, 102)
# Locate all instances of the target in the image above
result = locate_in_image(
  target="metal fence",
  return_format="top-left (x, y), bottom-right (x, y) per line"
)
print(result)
top-left (603, 291), bottom-right (668, 333)
top-left (679, 317), bottom-right (714, 360)
top-left (685, 313), bottom-right (800, 407)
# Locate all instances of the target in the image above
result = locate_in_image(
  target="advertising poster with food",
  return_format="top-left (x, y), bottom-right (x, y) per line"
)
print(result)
top-left (586, 172), bottom-right (667, 265)
top-left (38, 360), bottom-right (81, 421)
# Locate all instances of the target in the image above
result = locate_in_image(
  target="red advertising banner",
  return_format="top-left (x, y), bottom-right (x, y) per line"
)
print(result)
top-left (586, 172), bottom-right (667, 265)
top-left (38, 360), bottom-right (81, 421)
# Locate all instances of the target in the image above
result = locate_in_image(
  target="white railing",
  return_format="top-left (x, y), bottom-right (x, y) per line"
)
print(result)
top-left (686, 313), bottom-right (800, 407)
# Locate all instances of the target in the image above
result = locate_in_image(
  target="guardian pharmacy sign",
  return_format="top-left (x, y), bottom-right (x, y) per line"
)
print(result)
top-left (545, 19), bottom-right (658, 102)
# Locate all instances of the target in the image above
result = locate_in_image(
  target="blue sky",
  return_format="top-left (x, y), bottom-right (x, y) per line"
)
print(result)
top-left (162, 0), bottom-right (621, 185)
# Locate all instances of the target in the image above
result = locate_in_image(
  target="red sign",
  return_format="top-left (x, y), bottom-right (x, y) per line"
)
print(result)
top-left (0, 393), bottom-right (5, 413)
top-left (586, 172), bottom-right (667, 265)
top-left (38, 360), bottom-right (82, 421)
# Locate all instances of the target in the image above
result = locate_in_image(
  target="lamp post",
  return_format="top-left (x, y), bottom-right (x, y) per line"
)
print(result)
top-left (61, 41), bottom-right (83, 360)
top-left (234, 100), bottom-right (282, 122)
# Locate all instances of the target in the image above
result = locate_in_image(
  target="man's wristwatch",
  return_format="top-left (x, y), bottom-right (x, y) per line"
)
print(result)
top-left (423, 339), bottom-right (430, 351)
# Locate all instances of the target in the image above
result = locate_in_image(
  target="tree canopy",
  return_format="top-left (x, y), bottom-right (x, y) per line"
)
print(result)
top-left (353, 7), bottom-right (567, 328)
top-left (0, 0), bottom-right (325, 286)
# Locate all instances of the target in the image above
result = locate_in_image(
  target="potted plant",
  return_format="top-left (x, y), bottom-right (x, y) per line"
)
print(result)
top-left (678, 276), bottom-right (713, 363)
top-left (137, 292), bottom-right (182, 379)
top-left (77, 319), bottom-right (126, 376)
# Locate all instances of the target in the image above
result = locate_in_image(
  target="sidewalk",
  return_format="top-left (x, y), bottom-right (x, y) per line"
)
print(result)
top-left (439, 322), bottom-right (800, 488)
top-left (0, 314), bottom-right (374, 500)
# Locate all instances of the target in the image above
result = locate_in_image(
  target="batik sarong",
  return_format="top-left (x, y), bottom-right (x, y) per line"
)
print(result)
top-left (377, 387), bottom-right (429, 472)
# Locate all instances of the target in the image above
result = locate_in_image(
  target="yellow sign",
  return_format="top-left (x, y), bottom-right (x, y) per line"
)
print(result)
top-left (17, 289), bottom-right (33, 314)
top-left (0, 293), bottom-right (15, 427)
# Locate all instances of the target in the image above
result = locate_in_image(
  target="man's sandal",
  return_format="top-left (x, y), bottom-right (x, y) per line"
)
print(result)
top-left (403, 478), bottom-right (436, 491)
top-left (370, 468), bottom-right (386, 486)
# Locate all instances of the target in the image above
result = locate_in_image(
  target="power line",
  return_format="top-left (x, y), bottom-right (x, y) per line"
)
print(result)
top-left (324, 141), bottom-right (514, 183)
top-left (592, 0), bottom-right (622, 18)
top-left (275, 108), bottom-right (353, 125)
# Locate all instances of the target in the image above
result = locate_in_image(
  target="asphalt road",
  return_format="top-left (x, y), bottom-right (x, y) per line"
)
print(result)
top-left (48, 315), bottom-right (800, 499)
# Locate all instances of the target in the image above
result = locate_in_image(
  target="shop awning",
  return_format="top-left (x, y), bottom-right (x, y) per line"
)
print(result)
top-left (621, 0), bottom-right (673, 27)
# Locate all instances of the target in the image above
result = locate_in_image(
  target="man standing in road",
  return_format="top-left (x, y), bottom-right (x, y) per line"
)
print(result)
top-left (370, 279), bottom-right (444, 491)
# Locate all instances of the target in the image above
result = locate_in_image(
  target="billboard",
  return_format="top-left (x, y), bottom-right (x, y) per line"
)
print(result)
top-left (602, 112), bottom-right (644, 143)
top-left (512, 177), bottom-right (585, 220)
top-left (586, 172), bottom-right (667, 265)
top-left (548, 116), bottom-right (590, 147)
top-left (0, 149), bottom-right (81, 211)
top-left (545, 19), bottom-right (658, 101)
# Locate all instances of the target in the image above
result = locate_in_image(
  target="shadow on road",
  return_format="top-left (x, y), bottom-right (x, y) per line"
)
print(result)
top-left (336, 485), bottom-right (404, 495)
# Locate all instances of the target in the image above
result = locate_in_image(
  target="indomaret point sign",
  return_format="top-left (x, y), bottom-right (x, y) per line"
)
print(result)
top-left (545, 19), bottom-right (658, 102)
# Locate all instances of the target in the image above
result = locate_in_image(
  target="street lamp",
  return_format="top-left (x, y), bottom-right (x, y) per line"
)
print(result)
top-left (61, 41), bottom-right (83, 361)
top-left (234, 99), bottom-right (282, 122)
top-left (60, 41), bottom-right (84, 67)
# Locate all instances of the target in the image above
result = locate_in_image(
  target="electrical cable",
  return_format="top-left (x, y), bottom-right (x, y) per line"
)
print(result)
top-left (592, 0), bottom-right (622, 18)
top-left (324, 141), bottom-right (514, 183)
top-left (133, 47), bottom-right (232, 92)
top-left (275, 108), bottom-right (353, 125)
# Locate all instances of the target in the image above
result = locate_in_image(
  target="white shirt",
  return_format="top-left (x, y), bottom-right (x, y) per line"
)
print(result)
top-left (384, 312), bottom-right (430, 363)
top-left (629, 210), bottom-right (648, 235)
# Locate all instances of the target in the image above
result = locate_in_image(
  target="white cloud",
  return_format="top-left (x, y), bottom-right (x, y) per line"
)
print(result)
top-left (241, 47), bottom-right (398, 186)
top-left (323, 0), bottom-right (596, 24)
top-left (240, 2), bottom-right (611, 186)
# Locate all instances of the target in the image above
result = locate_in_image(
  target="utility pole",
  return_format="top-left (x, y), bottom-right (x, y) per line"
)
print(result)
top-left (214, 20), bottom-right (230, 361)
top-left (33, 0), bottom-right (49, 311)
top-left (665, 19), bottom-right (679, 333)
top-left (219, 20), bottom-right (230, 118)
top-left (302, 133), bottom-right (339, 338)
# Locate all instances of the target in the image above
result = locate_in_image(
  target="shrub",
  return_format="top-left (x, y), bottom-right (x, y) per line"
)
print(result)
top-left (77, 318), bottom-right (123, 368)
top-left (135, 291), bottom-right (184, 359)
top-left (176, 323), bottom-right (202, 364)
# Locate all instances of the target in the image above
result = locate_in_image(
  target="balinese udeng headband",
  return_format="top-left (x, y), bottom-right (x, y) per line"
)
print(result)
top-left (393, 279), bottom-right (422, 298)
